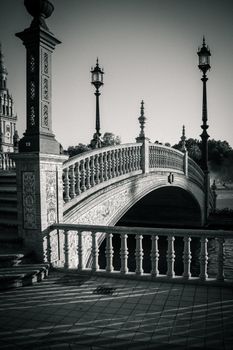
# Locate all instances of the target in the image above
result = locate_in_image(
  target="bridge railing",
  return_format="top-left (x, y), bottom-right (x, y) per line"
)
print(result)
top-left (45, 223), bottom-right (233, 286)
top-left (188, 157), bottom-right (204, 189)
top-left (62, 142), bottom-right (206, 206)
top-left (149, 144), bottom-right (184, 171)
top-left (62, 143), bottom-right (142, 204)
top-left (0, 152), bottom-right (16, 171)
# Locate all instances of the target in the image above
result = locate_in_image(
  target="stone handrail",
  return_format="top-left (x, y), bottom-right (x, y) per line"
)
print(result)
top-left (0, 152), bottom-right (16, 171)
top-left (149, 144), bottom-right (184, 172)
top-left (46, 223), bottom-right (233, 285)
top-left (62, 143), bottom-right (142, 205)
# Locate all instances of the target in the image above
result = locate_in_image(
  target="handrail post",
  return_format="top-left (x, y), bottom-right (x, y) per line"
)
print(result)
top-left (78, 231), bottom-right (84, 270)
top-left (64, 230), bottom-right (70, 269)
top-left (141, 139), bottom-right (149, 174)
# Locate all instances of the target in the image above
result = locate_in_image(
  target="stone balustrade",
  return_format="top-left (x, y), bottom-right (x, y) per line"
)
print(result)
top-left (188, 157), bottom-right (205, 189)
top-left (63, 143), bottom-right (142, 204)
top-left (0, 153), bottom-right (16, 171)
top-left (62, 142), bottom-right (206, 206)
top-left (149, 144), bottom-right (184, 172)
top-left (45, 223), bottom-right (233, 285)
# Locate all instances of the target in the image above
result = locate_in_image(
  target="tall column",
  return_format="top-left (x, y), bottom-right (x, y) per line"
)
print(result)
top-left (16, 0), bottom-right (61, 154)
top-left (12, 0), bottom-right (68, 261)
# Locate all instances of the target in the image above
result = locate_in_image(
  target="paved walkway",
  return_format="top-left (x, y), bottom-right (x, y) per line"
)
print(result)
top-left (0, 270), bottom-right (232, 349)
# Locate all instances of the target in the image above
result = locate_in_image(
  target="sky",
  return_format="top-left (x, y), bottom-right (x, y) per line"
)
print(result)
top-left (0, 0), bottom-right (233, 149)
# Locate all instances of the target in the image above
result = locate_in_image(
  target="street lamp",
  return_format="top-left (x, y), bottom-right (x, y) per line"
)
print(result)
top-left (197, 36), bottom-right (211, 225)
top-left (197, 36), bottom-right (211, 172)
top-left (90, 58), bottom-right (104, 148)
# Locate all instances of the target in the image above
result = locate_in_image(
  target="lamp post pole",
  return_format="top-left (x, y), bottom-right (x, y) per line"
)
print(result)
top-left (90, 59), bottom-right (104, 149)
top-left (197, 36), bottom-right (211, 224)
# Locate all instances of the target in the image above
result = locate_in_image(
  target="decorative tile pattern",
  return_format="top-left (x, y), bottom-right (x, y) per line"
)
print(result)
top-left (23, 171), bottom-right (37, 229)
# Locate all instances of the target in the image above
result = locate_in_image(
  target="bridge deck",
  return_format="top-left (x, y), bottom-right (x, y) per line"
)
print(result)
top-left (0, 270), bottom-right (232, 349)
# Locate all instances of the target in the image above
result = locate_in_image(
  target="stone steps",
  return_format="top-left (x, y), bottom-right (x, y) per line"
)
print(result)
top-left (0, 255), bottom-right (50, 290)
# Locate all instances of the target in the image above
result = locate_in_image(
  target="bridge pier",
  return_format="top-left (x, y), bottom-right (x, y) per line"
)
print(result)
top-left (13, 153), bottom-right (66, 260)
top-left (12, 0), bottom-right (68, 260)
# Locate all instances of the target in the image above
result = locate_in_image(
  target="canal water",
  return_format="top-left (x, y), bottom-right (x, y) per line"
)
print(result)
top-left (99, 189), bottom-right (233, 279)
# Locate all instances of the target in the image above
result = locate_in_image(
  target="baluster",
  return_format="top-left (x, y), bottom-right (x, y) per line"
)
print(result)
top-left (108, 151), bottom-right (112, 179)
top-left (45, 232), bottom-right (52, 263)
top-left (80, 159), bottom-right (86, 192)
top-left (104, 152), bottom-right (108, 181)
top-left (135, 234), bottom-right (144, 275)
top-left (137, 146), bottom-right (141, 170)
top-left (216, 237), bottom-right (225, 281)
top-left (75, 162), bottom-right (81, 195)
top-left (115, 150), bottom-right (119, 177)
top-left (122, 149), bottom-right (126, 174)
top-left (69, 164), bottom-right (75, 199)
top-left (92, 231), bottom-right (99, 271)
top-left (78, 231), bottom-right (84, 270)
top-left (151, 235), bottom-right (159, 277)
top-left (64, 230), bottom-right (70, 269)
top-left (118, 149), bottom-right (123, 175)
top-left (3, 154), bottom-right (6, 170)
top-left (99, 153), bottom-right (104, 182)
top-left (112, 150), bottom-right (116, 178)
top-left (105, 233), bottom-right (114, 272)
top-left (96, 154), bottom-right (101, 184)
top-left (183, 236), bottom-right (192, 279)
top-left (125, 148), bottom-right (129, 173)
top-left (90, 156), bottom-right (95, 187)
top-left (166, 235), bottom-right (175, 278)
top-left (63, 167), bottom-right (70, 203)
top-left (85, 158), bottom-right (91, 189)
top-left (199, 236), bottom-right (208, 281)
top-left (120, 233), bottom-right (129, 274)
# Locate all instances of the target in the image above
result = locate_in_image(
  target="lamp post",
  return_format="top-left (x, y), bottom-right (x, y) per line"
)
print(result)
top-left (90, 58), bottom-right (104, 149)
top-left (197, 36), bottom-right (211, 224)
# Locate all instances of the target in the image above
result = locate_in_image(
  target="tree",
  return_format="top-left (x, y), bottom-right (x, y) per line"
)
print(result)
top-left (67, 143), bottom-right (91, 157)
top-left (102, 132), bottom-right (121, 147)
top-left (173, 138), bottom-right (201, 164)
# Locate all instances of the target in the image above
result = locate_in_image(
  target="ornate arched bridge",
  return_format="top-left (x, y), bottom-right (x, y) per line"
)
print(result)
top-left (62, 141), bottom-right (214, 227)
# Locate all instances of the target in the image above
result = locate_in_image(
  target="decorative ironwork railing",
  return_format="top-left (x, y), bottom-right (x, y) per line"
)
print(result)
top-left (149, 144), bottom-right (184, 171)
top-left (62, 143), bottom-right (142, 204)
top-left (45, 223), bottom-right (233, 285)
top-left (0, 153), bottom-right (16, 171)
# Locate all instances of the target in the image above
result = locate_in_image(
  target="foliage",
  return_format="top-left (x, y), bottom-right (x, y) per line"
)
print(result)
top-left (173, 138), bottom-right (233, 182)
top-left (102, 132), bottom-right (121, 147)
top-left (67, 143), bottom-right (91, 157)
top-left (67, 132), bottom-right (121, 157)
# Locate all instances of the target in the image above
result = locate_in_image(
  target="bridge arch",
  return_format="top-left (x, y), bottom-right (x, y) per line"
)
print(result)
top-left (116, 185), bottom-right (202, 228)
top-left (64, 171), bottom-right (205, 227)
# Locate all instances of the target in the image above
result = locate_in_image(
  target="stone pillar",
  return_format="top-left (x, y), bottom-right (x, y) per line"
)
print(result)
top-left (15, 0), bottom-right (61, 154)
top-left (12, 0), bottom-right (68, 260)
top-left (12, 153), bottom-right (67, 260)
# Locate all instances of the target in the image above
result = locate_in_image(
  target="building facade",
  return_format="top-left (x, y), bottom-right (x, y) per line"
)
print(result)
top-left (0, 44), bottom-right (17, 152)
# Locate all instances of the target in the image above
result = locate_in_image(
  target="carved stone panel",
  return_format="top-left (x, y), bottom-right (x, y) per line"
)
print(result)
top-left (23, 171), bottom-right (37, 229)
top-left (46, 171), bottom-right (57, 225)
top-left (41, 102), bottom-right (49, 128)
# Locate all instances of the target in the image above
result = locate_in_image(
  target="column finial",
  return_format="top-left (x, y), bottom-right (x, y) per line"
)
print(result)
top-left (138, 100), bottom-right (146, 139)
